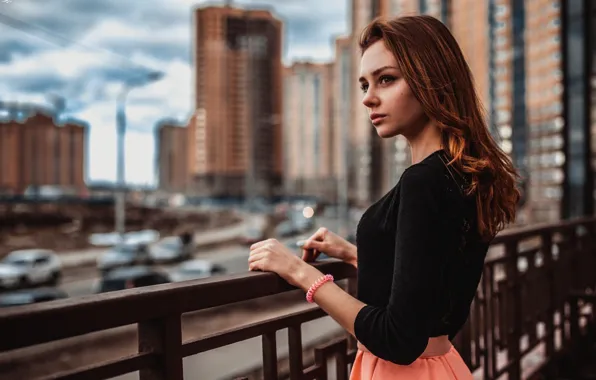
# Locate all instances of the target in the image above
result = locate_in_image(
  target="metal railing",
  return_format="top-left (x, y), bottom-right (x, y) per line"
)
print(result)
top-left (1, 217), bottom-right (595, 380)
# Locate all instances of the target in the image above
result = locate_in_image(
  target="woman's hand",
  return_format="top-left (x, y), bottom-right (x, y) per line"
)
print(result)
top-left (300, 227), bottom-right (357, 268)
top-left (248, 238), bottom-right (311, 288)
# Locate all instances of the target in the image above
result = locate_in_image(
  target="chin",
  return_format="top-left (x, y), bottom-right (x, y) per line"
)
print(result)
top-left (374, 125), bottom-right (399, 139)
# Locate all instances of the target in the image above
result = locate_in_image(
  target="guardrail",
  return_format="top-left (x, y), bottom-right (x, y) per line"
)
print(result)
top-left (0, 217), bottom-right (595, 380)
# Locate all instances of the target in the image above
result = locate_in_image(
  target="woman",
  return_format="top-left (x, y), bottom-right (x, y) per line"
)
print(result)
top-left (248, 15), bottom-right (519, 379)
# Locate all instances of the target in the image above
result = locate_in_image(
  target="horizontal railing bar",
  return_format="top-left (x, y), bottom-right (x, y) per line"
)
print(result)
top-left (0, 260), bottom-right (355, 353)
top-left (569, 291), bottom-right (596, 302)
top-left (40, 352), bottom-right (156, 380)
top-left (181, 306), bottom-right (326, 357)
top-left (516, 247), bottom-right (542, 258)
top-left (302, 364), bottom-right (325, 380)
top-left (492, 217), bottom-right (594, 245)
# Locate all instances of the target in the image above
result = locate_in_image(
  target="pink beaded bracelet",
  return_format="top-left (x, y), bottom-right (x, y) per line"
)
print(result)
top-left (306, 274), bottom-right (334, 303)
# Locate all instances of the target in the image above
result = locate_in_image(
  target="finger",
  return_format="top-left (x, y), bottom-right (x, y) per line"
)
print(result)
top-left (248, 252), bottom-right (269, 271)
top-left (250, 238), bottom-right (275, 251)
top-left (301, 248), bottom-right (312, 261)
top-left (248, 250), bottom-right (268, 264)
top-left (302, 248), bottom-right (321, 262)
top-left (312, 227), bottom-right (328, 240)
top-left (305, 227), bottom-right (328, 245)
top-left (302, 239), bottom-right (325, 252)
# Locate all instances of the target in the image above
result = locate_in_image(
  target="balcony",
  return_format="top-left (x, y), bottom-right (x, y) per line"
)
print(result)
top-left (1, 217), bottom-right (596, 380)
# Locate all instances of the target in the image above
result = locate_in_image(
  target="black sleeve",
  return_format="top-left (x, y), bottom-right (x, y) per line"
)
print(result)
top-left (353, 163), bottom-right (446, 365)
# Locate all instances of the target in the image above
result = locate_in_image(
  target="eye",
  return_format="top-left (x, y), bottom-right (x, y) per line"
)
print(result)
top-left (379, 75), bottom-right (396, 85)
top-left (360, 83), bottom-right (369, 93)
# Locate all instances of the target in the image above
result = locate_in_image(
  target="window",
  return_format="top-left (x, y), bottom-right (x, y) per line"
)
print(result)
top-left (496, 5), bottom-right (507, 16)
top-left (496, 35), bottom-right (508, 47)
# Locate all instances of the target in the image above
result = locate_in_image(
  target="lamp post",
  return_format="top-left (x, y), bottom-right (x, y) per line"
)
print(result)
top-left (115, 71), bottom-right (164, 240)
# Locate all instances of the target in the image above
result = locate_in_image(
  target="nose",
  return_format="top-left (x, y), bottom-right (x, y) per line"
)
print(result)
top-left (362, 88), bottom-right (379, 108)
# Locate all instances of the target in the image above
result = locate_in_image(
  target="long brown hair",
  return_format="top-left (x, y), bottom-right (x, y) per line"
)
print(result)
top-left (359, 15), bottom-right (520, 241)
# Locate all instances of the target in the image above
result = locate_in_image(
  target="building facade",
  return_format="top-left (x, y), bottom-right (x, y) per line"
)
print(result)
top-left (156, 121), bottom-right (188, 192)
top-left (332, 36), bottom-right (353, 206)
top-left (283, 62), bottom-right (335, 200)
top-left (191, 5), bottom-right (283, 198)
top-left (0, 112), bottom-right (86, 195)
top-left (347, 0), bottom-right (596, 224)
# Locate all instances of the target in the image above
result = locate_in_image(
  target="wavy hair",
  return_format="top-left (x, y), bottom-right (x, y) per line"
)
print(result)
top-left (359, 15), bottom-right (520, 241)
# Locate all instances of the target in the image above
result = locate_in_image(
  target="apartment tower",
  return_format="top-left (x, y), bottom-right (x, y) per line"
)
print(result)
top-left (191, 6), bottom-right (283, 198)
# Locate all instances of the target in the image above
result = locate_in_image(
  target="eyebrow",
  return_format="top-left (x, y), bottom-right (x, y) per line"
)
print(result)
top-left (358, 65), bottom-right (399, 83)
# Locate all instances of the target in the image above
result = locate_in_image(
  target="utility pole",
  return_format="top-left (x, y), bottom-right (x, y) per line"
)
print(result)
top-left (114, 72), bottom-right (164, 240)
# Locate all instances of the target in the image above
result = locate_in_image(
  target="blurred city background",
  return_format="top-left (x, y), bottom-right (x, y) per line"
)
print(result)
top-left (0, 0), bottom-right (595, 379)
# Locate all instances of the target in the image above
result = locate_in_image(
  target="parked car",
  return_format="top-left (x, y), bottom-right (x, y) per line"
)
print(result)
top-left (240, 227), bottom-right (265, 246)
top-left (169, 259), bottom-right (226, 282)
top-left (0, 249), bottom-right (62, 289)
top-left (96, 242), bottom-right (151, 273)
top-left (0, 287), bottom-right (68, 308)
top-left (96, 266), bottom-right (170, 293)
top-left (275, 220), bottom-right (300, 238)
top-left (148, 235), bottom-right (193, 263)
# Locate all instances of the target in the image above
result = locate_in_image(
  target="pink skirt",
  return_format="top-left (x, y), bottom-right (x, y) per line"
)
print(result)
top-left (350, 346), bottom-right (473, 380)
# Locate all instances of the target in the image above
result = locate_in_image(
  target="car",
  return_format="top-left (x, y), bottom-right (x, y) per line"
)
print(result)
top-left (0, 249), bottom-right (62, 289)
top-left (240, 227), bottom-right (265, 246)
top-left (96, 242), bottom-right (151, 273)
top-left (275, 220), bottom-right (300, 238)
top-left (169, 259), bottom-right (226, 282)
top-left (96, 266), bottom-right (170, 293)
top-left (0, 287), bottom-right (68, 308)
top-left (148, 235), bottom-right (193, 263)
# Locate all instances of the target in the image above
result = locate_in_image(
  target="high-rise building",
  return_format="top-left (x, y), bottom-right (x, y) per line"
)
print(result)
top-left (348, 0), bottom-right (591, 224)
top-left (525, 0), bottom-right (564, 222)
top-left (282, 62), bottom-right (335, 199)
top-left (332, 36), bottom-right (353, 205)
top-left (350, 0), bottom-right (373, 207)
top-left (0, 112), bottom-right (86, 195)
top-left (191, 6), bottom-right (283, 198)
top-left (156, 120), bottom-right (188, 192)
top-left (561, 0), bottom-right (594, 219)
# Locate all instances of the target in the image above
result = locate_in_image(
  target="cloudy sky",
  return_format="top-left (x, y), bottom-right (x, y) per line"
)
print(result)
top-left (0, 0), bottom-right (348, 185)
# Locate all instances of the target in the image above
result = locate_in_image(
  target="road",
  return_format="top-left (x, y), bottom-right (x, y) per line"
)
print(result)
top-left (58, 243), bottom-right (260, 297)
top-left (58, 216), bottom-right (343, 298)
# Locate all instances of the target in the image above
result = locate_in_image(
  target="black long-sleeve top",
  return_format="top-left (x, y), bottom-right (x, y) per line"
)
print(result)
top-left (353, 149), bottom-right (490, 365)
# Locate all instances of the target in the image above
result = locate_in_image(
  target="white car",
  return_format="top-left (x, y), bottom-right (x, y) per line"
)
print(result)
top-left (96, 242), bottom-right (151, 273)
top-left (148, 236), bottom-right (193, 264)
top-left (0, 249), bottom-right (62, 289)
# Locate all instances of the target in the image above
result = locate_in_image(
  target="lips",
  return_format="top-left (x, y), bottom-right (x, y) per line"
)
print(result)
top-left (370, 113), bottom-right (386, 125)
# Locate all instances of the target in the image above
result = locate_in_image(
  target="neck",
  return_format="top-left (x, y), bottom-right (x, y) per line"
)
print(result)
top-left (407, 122), bottom-right (443, 164)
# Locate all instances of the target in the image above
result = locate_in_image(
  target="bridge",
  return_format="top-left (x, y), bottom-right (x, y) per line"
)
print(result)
top-left (1, 217), bottom-right (596, 379)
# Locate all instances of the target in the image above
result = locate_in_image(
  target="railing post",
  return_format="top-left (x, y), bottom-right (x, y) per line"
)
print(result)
top-left (505, 241), bottom-right (521, 380)
top-left (334, 338), bottom-right (349, 380)
top-left (138, 314), bottom-right (183, 380)
top-left (262, 332), bottom-right (278, 380)
top-left (288, 325), bottom-right (303, 380)
top-left (569, 295), bottom-right (580, 353)
top-left (542, 232), bottom-right (556, 359)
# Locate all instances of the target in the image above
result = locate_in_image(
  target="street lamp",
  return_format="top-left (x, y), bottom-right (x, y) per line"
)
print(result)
top-left (115, 71), bottom-right (164, 240)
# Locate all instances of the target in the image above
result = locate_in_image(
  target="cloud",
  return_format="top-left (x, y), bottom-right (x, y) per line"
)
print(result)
top-left (1, 0), bottom-right (348, 184)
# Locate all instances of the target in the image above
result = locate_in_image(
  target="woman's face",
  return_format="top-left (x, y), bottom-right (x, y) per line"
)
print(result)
top-left (359, 40), bottom-right (428, 139)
